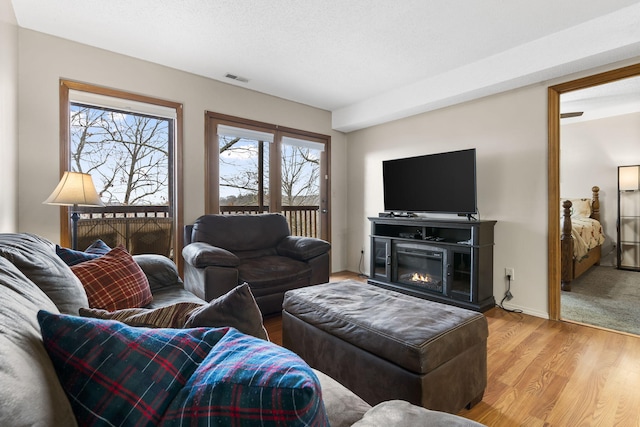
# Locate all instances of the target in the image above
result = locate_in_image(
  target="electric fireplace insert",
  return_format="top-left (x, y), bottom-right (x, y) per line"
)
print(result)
top-left (394, 243), bottom-right (446, 295)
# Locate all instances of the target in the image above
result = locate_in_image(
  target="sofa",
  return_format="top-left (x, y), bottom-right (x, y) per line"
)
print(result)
top-left (0, 232), bottom-right (484, 426)
top-left (183, 213), bottom-right (331, 316)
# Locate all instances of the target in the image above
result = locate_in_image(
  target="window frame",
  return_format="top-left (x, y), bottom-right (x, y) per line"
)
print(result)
top-left (204, 111), bottom-right (331, 241)
top-left (59, 79), bottom-right (185, 273)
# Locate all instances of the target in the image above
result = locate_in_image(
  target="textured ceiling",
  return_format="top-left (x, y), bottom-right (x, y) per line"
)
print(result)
top-left (10, 0), bottom-right (640, 131)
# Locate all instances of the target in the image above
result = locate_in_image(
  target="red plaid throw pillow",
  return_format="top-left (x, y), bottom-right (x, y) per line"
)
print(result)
top-left (71, 245), bottom-right (152, 310)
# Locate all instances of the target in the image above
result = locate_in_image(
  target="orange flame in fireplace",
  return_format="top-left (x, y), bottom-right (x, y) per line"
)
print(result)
top-left (411, 272), bottom-right (435, 284)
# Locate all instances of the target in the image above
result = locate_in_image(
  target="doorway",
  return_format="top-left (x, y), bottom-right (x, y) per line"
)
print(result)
top-left (547, 63), bottom-right (640, 321)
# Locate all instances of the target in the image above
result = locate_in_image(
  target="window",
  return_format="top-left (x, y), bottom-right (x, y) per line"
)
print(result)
top-left (205, 113), bottom-right (330, 241)
top-left (217, 124), bottom-right (273, 212)
top-left (280, 134), bottom-right (325, 237)
top-left (60, 80), bottom-right (183, 270)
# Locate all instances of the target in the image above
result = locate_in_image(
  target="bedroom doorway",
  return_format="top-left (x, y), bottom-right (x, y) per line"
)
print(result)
top-left (548, 63), bottom-right (640, 323)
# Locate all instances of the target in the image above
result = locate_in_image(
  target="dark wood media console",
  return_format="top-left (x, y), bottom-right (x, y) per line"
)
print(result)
top-left (368, 216), bottom-right (496, 312)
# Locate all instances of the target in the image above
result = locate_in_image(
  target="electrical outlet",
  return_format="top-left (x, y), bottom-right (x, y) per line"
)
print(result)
top-left (505, 268), bottom-right (515, 280)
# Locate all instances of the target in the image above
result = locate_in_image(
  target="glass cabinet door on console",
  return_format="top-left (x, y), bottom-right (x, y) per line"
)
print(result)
top-left (450, 249), bottom-right (473, 303)
top-left (371, 237), bottom-right (392, 281)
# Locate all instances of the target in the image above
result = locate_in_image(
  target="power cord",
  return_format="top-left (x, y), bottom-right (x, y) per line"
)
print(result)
top-left (497, 275), bottom-right (522, 313)
top-left (357, 249), bottom-right (368, 278)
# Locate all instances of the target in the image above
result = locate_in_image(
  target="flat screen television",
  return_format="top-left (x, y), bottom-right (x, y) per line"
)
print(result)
top-left (383, 148), bottom-right (477, 215)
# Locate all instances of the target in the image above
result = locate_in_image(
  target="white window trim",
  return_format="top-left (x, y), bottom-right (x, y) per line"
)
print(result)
top-left (282, 136), bottom-right (325, 152)
top-left (217, 124), bottom-right (275, 143)
top-left (69, 89), bottom-right (177, 120)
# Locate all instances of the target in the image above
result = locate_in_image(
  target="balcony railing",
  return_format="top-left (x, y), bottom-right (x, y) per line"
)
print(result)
top-left (77, 205), bottom-right (171, 218)
top-left (220, 205), bottom-right (320, 238)
top-left (75, 205), bottom-right (173, 257)
top-left (73, 205), bottom-right (320, 257)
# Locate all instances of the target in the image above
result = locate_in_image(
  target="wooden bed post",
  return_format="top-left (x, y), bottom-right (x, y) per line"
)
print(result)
top-left (590, 186), bottom-right (600, 222)
top-left (560, 200), bottom-right (574, 291)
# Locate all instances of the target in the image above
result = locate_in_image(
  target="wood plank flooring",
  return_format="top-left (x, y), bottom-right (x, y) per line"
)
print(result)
top-left (265, 272), bottom-right (640, 426)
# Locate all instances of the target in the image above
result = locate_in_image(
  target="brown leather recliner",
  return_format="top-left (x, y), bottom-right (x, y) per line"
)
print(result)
top-left (182, 213), bottom-right (331, 316)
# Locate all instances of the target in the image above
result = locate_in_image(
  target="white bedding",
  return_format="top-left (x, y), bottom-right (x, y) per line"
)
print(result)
top-left (567, 217), bottom-right (605, 260)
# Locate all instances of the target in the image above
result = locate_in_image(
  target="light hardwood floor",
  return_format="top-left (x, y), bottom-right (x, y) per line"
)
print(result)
top-left (265, 272), bottom-right (640, 426)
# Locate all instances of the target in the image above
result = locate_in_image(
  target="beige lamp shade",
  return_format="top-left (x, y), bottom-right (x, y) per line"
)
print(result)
top-left (43, 171), bottom-right (104, 206)
top-left (619, 166), bottom-right (640, 192)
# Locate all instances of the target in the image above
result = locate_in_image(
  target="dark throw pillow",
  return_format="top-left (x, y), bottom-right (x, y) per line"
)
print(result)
top-left (71, 245), bottom-right (152, 310)
top-left (56, 239), bottom-right (112, 266)
top-left (56, 245), bottom-right (102, 266)
top-left (80, 283), bottom-right (269, 340)
top-left (38, 310), bottom-right (328, 427)
top-left (80, 302), bottom-right (204, 328)
top-left (184, 282), bottom-right (269, 340)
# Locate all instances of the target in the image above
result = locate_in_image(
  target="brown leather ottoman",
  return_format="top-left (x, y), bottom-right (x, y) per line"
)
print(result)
top-left (282, 280), bottom-right (488, 414)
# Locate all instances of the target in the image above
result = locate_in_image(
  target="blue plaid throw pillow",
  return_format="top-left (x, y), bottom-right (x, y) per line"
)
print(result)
top-left (56, 245), bottom-right (101, 266)
top-left (161, 327), bottom-right (329, 426)
top-left (56, 239), bottom-right (111, 266)
top-left (38, 311), bottom-right (328, 427)
top-left (38, 310), bottom-right (223, 425)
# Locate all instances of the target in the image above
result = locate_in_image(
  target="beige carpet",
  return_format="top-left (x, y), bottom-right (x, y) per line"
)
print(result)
top-left (561, 266), bottom-right (640, 335)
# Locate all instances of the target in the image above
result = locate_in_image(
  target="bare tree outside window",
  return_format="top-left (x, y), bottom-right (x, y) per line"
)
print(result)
top-left (206, 112), bottom-right (329, 241)
top-left (69, 103), bottom-right (174, 257)
top-left (70, 103), bottom-right (170, 206)
top-left (218, 136), bottom-right (320, 208)
top-left (281, 144), bottom-right (320, 207)
top-left (218, 133), bottom-right (321, 236)
top-left (219, 135), bottom-right (269, 209)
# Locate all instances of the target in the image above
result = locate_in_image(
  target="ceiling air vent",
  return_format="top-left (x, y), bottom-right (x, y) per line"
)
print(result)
top-left (225, 73), bottom-right (249, 83)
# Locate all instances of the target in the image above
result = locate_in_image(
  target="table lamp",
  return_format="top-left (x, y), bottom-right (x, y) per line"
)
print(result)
top-left (43, 171), bottom-right (104, 250)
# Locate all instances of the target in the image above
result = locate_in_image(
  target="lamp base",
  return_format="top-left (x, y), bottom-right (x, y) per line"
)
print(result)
top-left (71, 210), bottom-right (79, 250)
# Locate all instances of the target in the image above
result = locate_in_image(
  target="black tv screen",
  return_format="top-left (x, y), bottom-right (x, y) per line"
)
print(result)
top-left (383, 148), bottom-right (477, 214)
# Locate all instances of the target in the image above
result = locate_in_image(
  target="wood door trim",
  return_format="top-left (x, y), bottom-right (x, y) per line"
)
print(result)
top-left (547, 63), bottom-right (640, 320)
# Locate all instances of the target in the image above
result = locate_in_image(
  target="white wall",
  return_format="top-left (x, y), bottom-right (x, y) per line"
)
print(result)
top-left (561, 112), bottom-right (640, 266)
top-left (17, 29), bottom-right (349, 272)
top-left (0, 0), bottom-right (18, 232)
top-left (346, 86), bottom-right (551, 317)
top-left (346, 60), bottom-right (640, 318)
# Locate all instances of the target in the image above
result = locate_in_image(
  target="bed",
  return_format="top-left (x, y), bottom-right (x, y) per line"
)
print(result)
top-left (560, 186), bottom-right (606, 291)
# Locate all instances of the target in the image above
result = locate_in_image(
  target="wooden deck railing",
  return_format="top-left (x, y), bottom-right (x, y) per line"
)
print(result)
top-left (73, 204), bottom-right (320, 256)
top-left (219, 205), bottom-right (320, 238)
top-left (77, 205), bottom-right (170, 218)
top-left (75, 205), bottom-right (173, 257)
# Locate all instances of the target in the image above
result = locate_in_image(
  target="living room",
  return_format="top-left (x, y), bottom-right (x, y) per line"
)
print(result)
top-left (3, 1), bottom-right (640, 321)
top-left (3, 0), bottom-right (640, 425)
